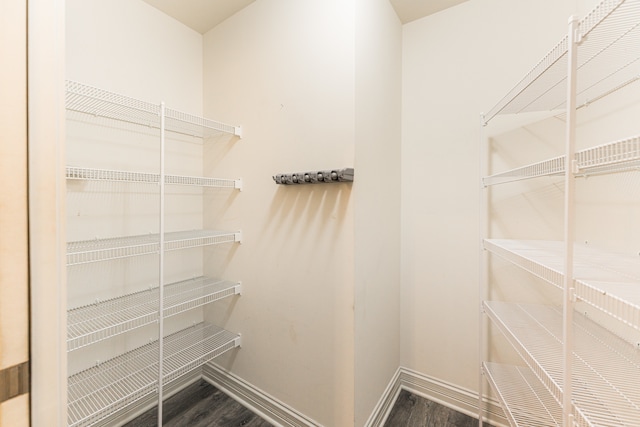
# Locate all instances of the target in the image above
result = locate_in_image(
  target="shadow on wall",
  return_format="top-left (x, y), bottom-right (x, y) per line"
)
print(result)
top-left (260, 183), bottom-right (353, 258)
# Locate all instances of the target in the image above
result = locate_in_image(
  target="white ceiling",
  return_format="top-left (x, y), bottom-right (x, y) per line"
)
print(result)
top-left (389, 0), bottom-right (470, 23)
top-left (142, 0), bottom-right (257, 34)
top-left (142, 0), bottom-right (469, 34)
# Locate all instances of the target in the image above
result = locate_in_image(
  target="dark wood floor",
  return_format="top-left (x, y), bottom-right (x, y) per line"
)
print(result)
top-left (123, 380), bottom-right (273, 427)
top-left (384, 390), bottom-right (483, 427)
top-left (125, 380), bottom-right (484, 426)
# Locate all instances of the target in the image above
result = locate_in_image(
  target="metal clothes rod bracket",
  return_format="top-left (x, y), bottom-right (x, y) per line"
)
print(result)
top-left (273, 168), bottom-right (354, 185)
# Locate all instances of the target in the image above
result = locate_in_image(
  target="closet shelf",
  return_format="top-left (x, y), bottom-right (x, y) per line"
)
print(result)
top-left (484, 239), bottom-right (640, 329)
top-left (67, 229), bottom-right (242, 266)
top-left (66, 166), bottom-right (242, 189)
top-left (65, 80), bottom-right (241, 138)
top-left (66, 80), bottom-right (160, 127)
top-left (484, 301), bottom-right (640, 427)
top-left (164, 107), bottom-right (241, 139)
top-left (67, 277), bottom-right (241, 351)
top-left (482, 362), bottom-right (563, 427)
top-left (483, 134), bottom-right (640, 185)
top-left (484, 0), bottom-right (640, 123)
top-left (67, 322), bottom-right (240, 427)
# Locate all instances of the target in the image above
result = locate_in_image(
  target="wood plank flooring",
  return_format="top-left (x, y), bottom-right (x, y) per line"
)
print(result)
top-left (123, 380), bottom-right (273, 427)
top-left (125, 380), bottom-right (485, 426)
top-left (383, 390), bottom-right (484, 427)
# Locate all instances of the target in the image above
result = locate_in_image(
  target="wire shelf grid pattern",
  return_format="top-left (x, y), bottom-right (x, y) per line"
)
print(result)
top-left (483, 134), bottom-right (640, 185)
top-left (66, 80), bottom-right (240, 138)
top-left (67, 277), bottom-right (240, 351)
top-left (484, 0), bottom-right (640, 123)
top-left (66, 166), bottom-right (241, 189)
top-left (66, 80), bottom-right (160, 128)
top-left (67, 230), bottom-right (240, 265)
top-left (483, 156), bottom-right (565, 186)
top-left (67, 323), bottom-right (239, 427)
top-left (482, 362), bottom-right (563, 427)
top-left (164, 107), bottom-right (241, 138)
top-left (484, 301), bottom-right (640, 427)
top-left (484, 239), bottom-right (640, 330)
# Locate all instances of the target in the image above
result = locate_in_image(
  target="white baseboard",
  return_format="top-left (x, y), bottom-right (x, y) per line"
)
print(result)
top-left (363, 367), bottom-right (404, 427)
top-left (365, 367), bottom-right (507, 427)
top-left (202, 362), bottom-right (323, 427)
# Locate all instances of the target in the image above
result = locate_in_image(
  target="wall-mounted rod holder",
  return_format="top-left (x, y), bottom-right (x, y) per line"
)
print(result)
top-left (273, 168), bottom-right (354, 185)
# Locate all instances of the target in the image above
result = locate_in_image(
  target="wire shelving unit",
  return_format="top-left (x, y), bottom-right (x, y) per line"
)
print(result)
top-left (65, 78), bottom-right (243, 427)
top-left (67, 277), bottom-right (241, 351)
top-left (66, 166), bottom-right (242, 189)
top-left (482, 362), bottom-right (563, 427)
top-left (480, 1), bottom-right (640, 426)
top-left (482, 0), bottom-right (640, 124)
top-left (484, 301), bottom-right (640, 427)
top-left (66, 80), bottom-right (241, 138)
top-left (483, 135), bottom-right (640, 186)
top-left (67, 323), bottom-right (240, 427)
top-left (484, 239), bottom-right (640, 329)
top-left (66, 230), bottom-right (241, 265)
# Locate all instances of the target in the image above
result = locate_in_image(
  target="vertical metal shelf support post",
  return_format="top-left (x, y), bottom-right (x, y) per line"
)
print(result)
top-left (562, 16), bottom-right (579, 427)
top-left (478, 112), bottom-right (488, 427)
top-left (158, 102), bottom-right (166, 427)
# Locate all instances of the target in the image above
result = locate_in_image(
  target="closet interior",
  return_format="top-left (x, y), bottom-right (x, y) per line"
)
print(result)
top-left (30, 0), bottom-right (640, 426)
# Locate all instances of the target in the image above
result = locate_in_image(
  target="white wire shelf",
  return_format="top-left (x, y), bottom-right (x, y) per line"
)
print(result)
top-left (484, 239), bottom-right (640, 330)
top-left (484, 0), bottom-right (640, 123)
top-left (484, 301), bottom-right (640, 427)
top-left (483, 134), bottom-right (640, 186)
top-left (67, 277), bottom-right (241, 352)
top-left (67, 230), bottom-right (241, 266)
top-left (164, 107), bottom-right (241, 139)
top-left (66, 80), bottom-right (160, 128)
top-left (482, 362), bottom-right (563, 427)
top-left (67, 322), bottom-right (240, 427)
top-left (65, 80), bottom-right (241, 138)
top-left (66, 166), bottom-right (242, 189)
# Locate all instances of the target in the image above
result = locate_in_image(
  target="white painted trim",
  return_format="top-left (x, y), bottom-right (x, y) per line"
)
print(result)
top-left (27, 0), bottom-right (67, 425)
top-left (364, 367), bottom-right (508, 427)
top-left (202, 363), bottom-right (324, 427)
top-left (363, 367), bottom-right (402, 427)
top-left (399, 368), bottom-right (507, 427)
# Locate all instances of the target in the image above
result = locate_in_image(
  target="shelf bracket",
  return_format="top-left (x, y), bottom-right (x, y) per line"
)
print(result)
top-left (234, 126), bottom-right (242, 138)
top-left (234, 230), bottom-right (243, 244)
top-left (234, 178), bottom-right (243, 191)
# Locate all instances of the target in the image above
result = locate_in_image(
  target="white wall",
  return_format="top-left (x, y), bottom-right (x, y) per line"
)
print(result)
top-left (400, 0), bottom-right (576, 402)
top-left (66, 0), bottom-right (203, 112)
top-left (354, 0), bottom-right (402, 425)
top-left (202, 1), bottom-right (356, 425)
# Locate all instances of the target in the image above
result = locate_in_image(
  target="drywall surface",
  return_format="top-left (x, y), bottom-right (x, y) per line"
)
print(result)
top-left (202, 1), bottom-right (356, 425)
top-left (400, 0), bottom-right (575, 405)
top-left (354, 0), bottom-right (402, 425)
top-left (66, 0), bottom-right (202, 112)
